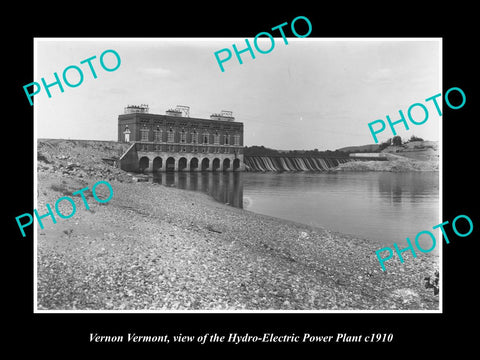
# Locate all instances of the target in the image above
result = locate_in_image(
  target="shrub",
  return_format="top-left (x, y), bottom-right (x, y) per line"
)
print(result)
top-left (409, 134), bottom-right (424, 142)
top-left (378, 138), bottom-right (391, 151)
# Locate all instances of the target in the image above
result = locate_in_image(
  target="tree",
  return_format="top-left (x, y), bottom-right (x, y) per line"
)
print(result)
top-left (392, 135), bottom-right (402, 146)
top-left (409, 134), bottom-right (424, 142)
top-left (378, 138), bottom-right (391, 151)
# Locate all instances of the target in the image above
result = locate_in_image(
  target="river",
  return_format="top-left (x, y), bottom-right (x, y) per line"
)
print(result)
top-left (152, 171), bottom-right (440, 251)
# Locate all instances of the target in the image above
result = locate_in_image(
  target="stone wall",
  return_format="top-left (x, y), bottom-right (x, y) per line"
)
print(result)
top-left (119, 142), bottom-right (139, 172)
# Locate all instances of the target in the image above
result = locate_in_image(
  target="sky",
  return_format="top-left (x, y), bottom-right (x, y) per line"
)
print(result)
top-left (34, 38), bottom-right (441, 150)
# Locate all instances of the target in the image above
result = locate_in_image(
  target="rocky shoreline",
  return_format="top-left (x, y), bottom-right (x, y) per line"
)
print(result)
top-left (335, 157), bottom-right (439, 172)
top-left (36, 139), bottom-right (439, 310)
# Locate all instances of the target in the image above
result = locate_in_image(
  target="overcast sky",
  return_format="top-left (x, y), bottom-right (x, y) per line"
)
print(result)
top-left (34, 38), bottom-right (441, 150)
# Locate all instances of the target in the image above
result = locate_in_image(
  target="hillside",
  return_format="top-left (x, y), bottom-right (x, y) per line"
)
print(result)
top-left (380, 140), bottom-right (439, 162)
top-left (37, 139), bottom-right (133, 182)
top-left (336, 144), bottom-right (380, 153)
top-left (336, 140), bottom-right (439, 172)
top-left (244, 145), bottom-right (347, 158)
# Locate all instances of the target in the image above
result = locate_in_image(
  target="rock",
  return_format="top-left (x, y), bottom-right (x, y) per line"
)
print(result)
top-left (299, 231), bottom-right (309, 239)
top-left (391, 288), bottom-right (419, 304)
top-left (132, 177), bottom-right (149, 182)
top-left (38, 152), bottom-right (51, 164)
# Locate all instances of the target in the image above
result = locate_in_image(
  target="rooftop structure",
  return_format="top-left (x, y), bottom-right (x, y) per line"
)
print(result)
top-left (210, 110), bottom-right (235, 121)
top-left (124, 104), bottom-right (149, 114)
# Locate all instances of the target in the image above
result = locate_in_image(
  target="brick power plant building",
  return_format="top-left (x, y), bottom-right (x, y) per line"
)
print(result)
top-left (118, 105), bottom-right (245, 172)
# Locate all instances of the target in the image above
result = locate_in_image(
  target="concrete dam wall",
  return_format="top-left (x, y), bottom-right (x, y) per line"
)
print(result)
top-left (244, 156), bottom-right (352, 172)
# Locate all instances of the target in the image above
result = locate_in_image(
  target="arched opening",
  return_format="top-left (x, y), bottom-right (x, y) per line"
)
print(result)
top-left (166, 157), bottom-right (175, 172)
top-left (139, 156), bottom-right (149, 172)
top-left (153, 157), bottom-right (163, 172)
top-left (233, 158), bottom-right (241, 171)
top-left (201, 158), bottom-right (209, 171)
top-left (178, 157), bottom-right (188, 171)
top-left (212, 158), bottom-right (220, 171)
top-left (223, 158), bottom-right (230, 171)
top-left (190, 157), bottom-right (199, 171)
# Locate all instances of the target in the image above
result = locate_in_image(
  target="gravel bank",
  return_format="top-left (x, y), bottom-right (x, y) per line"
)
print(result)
top-left (36, 170), bottom-right (439, 311)
top-left (335, 157), bottom-right (438, 172)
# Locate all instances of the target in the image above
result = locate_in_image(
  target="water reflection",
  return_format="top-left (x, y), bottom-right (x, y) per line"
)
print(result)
top-left (150, 171), bottom-right (439, 247)
top-left (152, 172), bottom-right (244, 209)
top-left (377, 172), bottom-right (439, 205)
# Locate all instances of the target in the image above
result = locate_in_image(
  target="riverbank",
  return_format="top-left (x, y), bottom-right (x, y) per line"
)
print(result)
top-left (37, 177), bottom-right (439, 311)
top-left (335, 155), bottom-right (439, 172)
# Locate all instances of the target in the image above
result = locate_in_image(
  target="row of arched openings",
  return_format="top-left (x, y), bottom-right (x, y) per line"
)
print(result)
top-left (139, 156), bottom-right (240, 172)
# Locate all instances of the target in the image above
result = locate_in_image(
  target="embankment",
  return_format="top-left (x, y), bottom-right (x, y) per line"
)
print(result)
top-left (335, 140), bottom-right (439, 172)
top-left (37, 138), bottom-right (133, 182)
top-left (335, 155), bottom-right (439, 172)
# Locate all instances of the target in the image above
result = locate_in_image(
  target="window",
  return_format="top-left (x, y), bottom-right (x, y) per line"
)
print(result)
top-left (123, 125), bottom-right (131, 142)
top-left (214, 131), bottom-right (220, 145)
top-left (140, 126), bottom-right (149, 142)
top-left (234, 134), bottom-right (240, 146)
top-left (192, 130), bottom-right (198, 144)
top-left (225, 133), bottom-right (229, 145)
top-left (203, 131), bottom-right (209, 144)
top-left (180, 128), bottom-right (186, 143)
top-left (168, 128), bottom-right (175, 143)
top-left (154, 126), bottom-right (162, 142)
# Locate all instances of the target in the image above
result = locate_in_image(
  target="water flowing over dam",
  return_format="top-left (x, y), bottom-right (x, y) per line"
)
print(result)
top-left (244, 156), bottom-right (352, 172)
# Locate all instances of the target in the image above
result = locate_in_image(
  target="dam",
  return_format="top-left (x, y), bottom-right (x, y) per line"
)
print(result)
top-left (244, 155), bottom-right (353, 172)
top-left (116, 105), bottom-right (388, 173)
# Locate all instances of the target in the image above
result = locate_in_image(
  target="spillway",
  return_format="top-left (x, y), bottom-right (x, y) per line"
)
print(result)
top-left (244, 156), bottom-right (352, 172)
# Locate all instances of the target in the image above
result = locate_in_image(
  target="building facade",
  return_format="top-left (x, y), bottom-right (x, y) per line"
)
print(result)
top-left (118, 105), bottom-right (245, 172)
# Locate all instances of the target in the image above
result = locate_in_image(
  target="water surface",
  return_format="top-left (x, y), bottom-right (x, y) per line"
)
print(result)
top-left (152, 171), bottom-right (440, 251)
